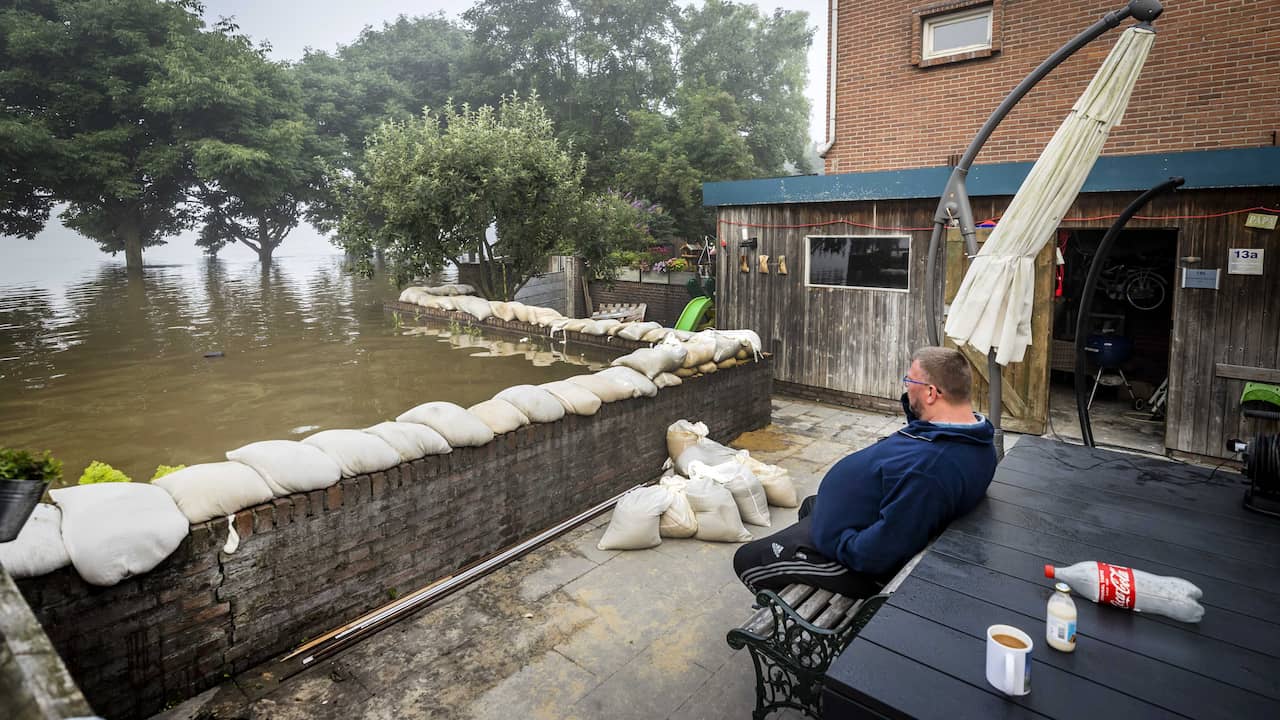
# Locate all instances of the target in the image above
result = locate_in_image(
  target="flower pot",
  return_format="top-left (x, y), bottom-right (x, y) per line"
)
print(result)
top-left (612, 268), bottom-right (640, 282)
top-left (0, 478), bottom-right (49, 542)
top-left (668, 271), bottom-right (697, 286)
top-left (640, 271), bottom-right (668, 284)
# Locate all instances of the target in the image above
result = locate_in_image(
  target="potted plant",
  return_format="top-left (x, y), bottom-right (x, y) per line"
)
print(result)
top-left (666, 257), bottom-right (696, 286)
top-left (0, 449), bottom-right (62, 543)
top-left (640, 245), bottom-right (675, 283)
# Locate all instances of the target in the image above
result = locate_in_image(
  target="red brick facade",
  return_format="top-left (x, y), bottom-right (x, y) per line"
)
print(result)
top-left (824, 0), bottom-right (1280, 174)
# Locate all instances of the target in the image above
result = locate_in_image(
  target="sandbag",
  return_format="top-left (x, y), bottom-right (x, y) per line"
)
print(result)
top-left (657, 476), bottom-right (698, 539)
top-left (641, 327), bottom-right (672, 343)
top-left (496, 385), bottom-right (566, 423)
top-left (52, 483), bottom-right (189, 587)
top-left (363, 421), bottom-right (451, 461)
top-left (716, 358), bottom-right (738, 369)
top-left (559, 318), bottom-right (592, 333)
top-left (594, 319), bottom-right (621, 334)
top-left (715, 329), bottom-right (763, 355)
top-left (152, 462), bottom-right (274, 524)
top-left (509, 302), bottom-right (533, 323)
top-left (489, 301), bottom-right (517, 322)
top-left (683, 477), bottom-right (752, 543)
top-left (736, 348), bottom-right (749, 361)
top-left (702, 331), bottom-right (742, 363)
top-left (674, 367), bottom-right (697, 378)
top-left (0, 504), bottom-right (70, 578)
top-left (617, 322), bottom-right (661, 341)
top-left (675, 334), bottom-right (716, 367)
top-left (419, 295), bottom-right (456, 311)
top-left (673, 438), bottom-right (742, 476)
top-left (452, 295), bottom-right (494, 321)
top-left (689, 460), bottom-right (770, 527)
top-left (597, 486), bottom-right (672, 551)
top-left (612, 346), bottom-right (687, 379)
top-left (468, 398), bottom-right (530, 434)
top-left (539, 380), bottom-right (603, 415)
top-left (596, 367), bottom-right (658, 398)
top-left (303, 429), bottom-right (403, 477)
top-left (451, 283), bottom-right (476, 295)
top-left (577, 319), bottom-right (607, 335)
top-left (667, 420), bottom-right (709, 462)
top-left (226, 440), bottom-right (342, 496)
top-left (566, 373), bottom-right (635, 403)
top-left (398, 286), bottom-right (429, 304)
top-left (742, 454), bottom-right (799, 508)
top-left (605, 321), bottom-right (632, 336)
top-left (653, 372), bottom-right (682, 389)
top-left (696, 361), bottom-right (718, 374)
top-left (396, 401), bottom-right (496, 447)
top-left (530, 307), bottom-right (563, 326)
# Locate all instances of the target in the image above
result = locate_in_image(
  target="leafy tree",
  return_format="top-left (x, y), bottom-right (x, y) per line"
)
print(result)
top-left (335, 95), bottom-right (647, 298)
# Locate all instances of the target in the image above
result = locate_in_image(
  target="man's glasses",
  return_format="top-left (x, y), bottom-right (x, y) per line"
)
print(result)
top-left (902, 375), bottom-right (942, 394)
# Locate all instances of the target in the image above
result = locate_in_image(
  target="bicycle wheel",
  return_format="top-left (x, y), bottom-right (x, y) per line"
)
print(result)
top-left (1126, 272), bottom-right (1165, 311)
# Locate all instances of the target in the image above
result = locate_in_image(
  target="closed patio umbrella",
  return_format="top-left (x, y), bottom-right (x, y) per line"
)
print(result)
top-left (944, 26), bottom-right (1156, 365)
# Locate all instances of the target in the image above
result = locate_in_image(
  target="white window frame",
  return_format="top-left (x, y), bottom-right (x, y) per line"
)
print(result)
top-left (922, 6), bottom-right (993, 60)
top-left (804, 235), bottom-right (912, 293)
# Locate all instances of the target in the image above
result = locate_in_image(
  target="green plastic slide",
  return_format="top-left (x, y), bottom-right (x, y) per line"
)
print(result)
top-left (1241, 381), bottom-right (1280, 408)
top-left (675, 296), bottom-right (714, 331)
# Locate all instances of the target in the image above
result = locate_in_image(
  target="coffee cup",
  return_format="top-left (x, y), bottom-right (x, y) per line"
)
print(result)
top-left (985, 624), bottom-right (1032, 696)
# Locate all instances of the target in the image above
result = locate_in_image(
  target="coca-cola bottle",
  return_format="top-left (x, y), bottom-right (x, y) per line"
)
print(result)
top-left (1045, 562), bottom-right (1205, 623)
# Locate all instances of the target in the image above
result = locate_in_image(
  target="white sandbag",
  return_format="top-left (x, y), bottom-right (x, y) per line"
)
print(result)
top-left (396, 401), bottom-right (496, 447)
top-left (594, 319), bottom-right (621, 334)
top-left (419, 295), bottom-right (456, 311)
top-left (717, 329), bottom-right (763, 355)
top-left (641, 327), bottom-right (672, 343)
top-left (658, 476), bottom-right (698, 539)
top-left (452, 295), bottom-right (494, 321)
top-left (363, 421), bottom-right (451, 461)
top-left (596, 366), bottom-right (658, 398)
top-left (741, 455), bottom-right (798, 508)
top-left (152, 462), bottom-right (274, 524)
top-left (689, 460), bottom-right (770, 527)
top-left (52, 483), bottom-right (190, 587)
top-left (398, 286), bottom-right (429, 304)
top-left (496, 385), bottom-right (566, 423)
top-left (303, 429), bottom-right (403, 477)
top-left (539, 380), bottom-right (603, 415)
top-left (696, 361), bottom-right (718, 374)
top-left (489, 301), bottom-right (517, 321)
top-left (612, 346), bottom-right (686, 379)
top-left (576, 319), bottom-right (607, 335)
top-left (451, 283), bottom-right (476, 295)
top-left (674, 367), bottom-right (697, 378)
top-left (683, 477), bottom-right (752, 543)
top-left (468, 398), bottom-right (530, 434)
top-left (654, 372), bottom-right (682, 389)
top-left (675, 334), bottom-right (716, 367)
top-left (566, 373), bottom-right (635, 403)
top-left (509, 302), bottom-right (533, 323)
top-left (702, 331), bottom-right (742, 363)
top-left (226, 440), bottom-right (342, 496)
top-left (669, 329), bottom-right (695, 341)
top-left (605, 321), bottom-right (632, 336)
top-left (597, 486), bottom-right (672, 551)
top-left (617, 322), bottom-right (661, 341)
top-left (559, 318), bottom-right (592, 333)
top-left (530, 307), bottom-right (563, 326)
top-left (674, 438), bottom-right (745, 477)
top-left (667, 419), bottom-right (710, 461)
top-left (0, 504), bottom-right (70, 578)
top-left (423, 285), bottom-right (450, 295)
top-left (716, 358), bottom-right (738, 369)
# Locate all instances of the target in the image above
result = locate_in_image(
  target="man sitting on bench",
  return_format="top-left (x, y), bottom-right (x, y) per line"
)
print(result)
top-left (734, 347), bottom-right (998, 598)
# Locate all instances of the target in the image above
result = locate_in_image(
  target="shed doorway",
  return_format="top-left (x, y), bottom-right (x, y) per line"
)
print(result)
top-left (1048, 227), bottom-right (1179, 453)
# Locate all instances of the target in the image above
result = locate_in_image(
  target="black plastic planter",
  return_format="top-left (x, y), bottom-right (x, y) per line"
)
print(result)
top-left (0, 478), bottom-right (49, 542)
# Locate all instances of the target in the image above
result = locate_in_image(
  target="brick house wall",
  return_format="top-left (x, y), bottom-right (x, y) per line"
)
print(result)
top-left (824, 0), bottom-right (1280, 174)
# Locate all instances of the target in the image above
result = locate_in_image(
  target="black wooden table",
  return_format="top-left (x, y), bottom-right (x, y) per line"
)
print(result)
top-left (824, 435), bottom-right (1280, 719)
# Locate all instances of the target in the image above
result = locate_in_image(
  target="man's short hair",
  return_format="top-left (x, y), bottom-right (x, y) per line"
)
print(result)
top-left (911, 347), bottom-right (972, 401)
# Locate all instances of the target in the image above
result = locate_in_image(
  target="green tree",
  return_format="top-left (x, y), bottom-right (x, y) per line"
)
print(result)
top-left (0, 0), bottom-right (212, 273)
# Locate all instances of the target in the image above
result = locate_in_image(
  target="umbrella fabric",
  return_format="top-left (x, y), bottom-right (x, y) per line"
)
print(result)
top-left (945, 27), bottom-right (1155, 365)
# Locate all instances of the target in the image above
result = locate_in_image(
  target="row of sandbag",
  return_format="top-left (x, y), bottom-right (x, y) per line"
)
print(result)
top-left (597, 420), bottom-right (797, 551)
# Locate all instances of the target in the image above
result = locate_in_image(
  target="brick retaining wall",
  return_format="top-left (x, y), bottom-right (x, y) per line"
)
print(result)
top-left (588, 280), bottom-right (692, 327)
top-left (18, 355), bottom-right (772, 719)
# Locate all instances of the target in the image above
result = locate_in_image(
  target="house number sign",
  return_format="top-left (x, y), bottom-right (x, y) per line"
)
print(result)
top-left (1227, 248), bottom-right (1264, 275)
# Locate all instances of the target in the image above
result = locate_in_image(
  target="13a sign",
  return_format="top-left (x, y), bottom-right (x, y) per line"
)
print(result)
top-left (1227, 248), bottom-right (1264, 275)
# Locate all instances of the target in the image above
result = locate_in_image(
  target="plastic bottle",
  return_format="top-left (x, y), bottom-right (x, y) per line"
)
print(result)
top-left (1045, 562), bottom-right (1205, 623)
top-left (1046, 582), bottom-right (1077, 652)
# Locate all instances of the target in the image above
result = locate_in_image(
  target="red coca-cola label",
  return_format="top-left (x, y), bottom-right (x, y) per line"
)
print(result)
top-left (1096, 562), bottom-right (1135, 609)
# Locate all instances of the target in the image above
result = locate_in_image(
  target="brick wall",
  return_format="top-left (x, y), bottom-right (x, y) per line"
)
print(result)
top-left (588, 279), bottom-right (694, 327)
top-left (17, 358), bottom-right (772, 720)
top-left (824, 0), bottom-right (1280, 174)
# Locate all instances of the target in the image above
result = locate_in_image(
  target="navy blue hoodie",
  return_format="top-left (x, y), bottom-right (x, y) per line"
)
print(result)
top-left (809, 395), bottom-right (997, 576)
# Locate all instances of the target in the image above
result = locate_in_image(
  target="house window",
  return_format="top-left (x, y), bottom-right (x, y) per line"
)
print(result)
top-left (923, 7), bottom-right (992, 60)
top-left (806, 236), bottom-right (911, 291)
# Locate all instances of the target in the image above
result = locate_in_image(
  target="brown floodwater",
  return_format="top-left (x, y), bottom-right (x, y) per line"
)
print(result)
top-left (0, 250), bottom-right (610, 488)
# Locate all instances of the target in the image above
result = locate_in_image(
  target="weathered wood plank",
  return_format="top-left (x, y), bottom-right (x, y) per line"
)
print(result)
top-left (1216, 363), bottom-right (1280, 384)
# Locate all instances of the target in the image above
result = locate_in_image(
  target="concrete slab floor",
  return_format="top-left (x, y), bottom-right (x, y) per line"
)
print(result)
top-left (151, 393), bottom-right (1178, 720)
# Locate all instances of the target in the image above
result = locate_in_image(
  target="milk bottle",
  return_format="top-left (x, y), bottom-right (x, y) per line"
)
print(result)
top-left (1046, 582), bottom-right (1077, 652)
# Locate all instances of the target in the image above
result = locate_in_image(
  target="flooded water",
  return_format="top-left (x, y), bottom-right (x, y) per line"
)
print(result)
top-left (0, 224), bottom-right (608, 488)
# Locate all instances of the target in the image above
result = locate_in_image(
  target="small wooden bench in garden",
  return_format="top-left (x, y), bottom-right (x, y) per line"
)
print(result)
top-left (727, 550), bottom-right (926, 720)
top-left (591, 302), bottom-right (646, 323)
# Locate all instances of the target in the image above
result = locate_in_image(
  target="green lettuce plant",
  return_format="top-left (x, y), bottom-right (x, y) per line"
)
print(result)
top-left (78, 461), bottom-right (132, 485)
top-left (0, 449), bottom-right (63, 484)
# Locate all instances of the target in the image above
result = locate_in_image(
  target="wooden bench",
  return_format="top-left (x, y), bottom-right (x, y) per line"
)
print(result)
top-left (591, 302), bottom-right (646, 323)
top-left (726, 550), bottom-right (925, 720)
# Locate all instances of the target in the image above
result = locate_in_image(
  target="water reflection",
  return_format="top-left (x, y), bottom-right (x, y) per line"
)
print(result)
top-left (0, 255), bottom-right (608, 487)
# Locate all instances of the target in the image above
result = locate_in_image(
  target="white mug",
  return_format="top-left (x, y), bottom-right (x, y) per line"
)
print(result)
top-left (985, 624), bottom-right (1032, 696)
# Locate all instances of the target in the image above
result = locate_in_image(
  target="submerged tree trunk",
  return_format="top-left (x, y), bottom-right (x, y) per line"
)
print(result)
top-left (121, 220), bottom-right (144, 276)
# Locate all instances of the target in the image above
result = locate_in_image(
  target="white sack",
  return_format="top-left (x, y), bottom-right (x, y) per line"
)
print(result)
top-left (559, 319), bottom-right (592, 333)
top-left (451, 283), bottom-right (476, 295)
top-left (617, 322), bottom-right (662, 341)
top-left (52, 483), bottom-right (190, 587)
top-left (597, 486), bottom-right (673, 551)
top-left (653, 372), bottom-right (682, 389)
top-left (566, 374), bottom-right (634, 403)
top-left (152, 462), bottom-right (274, 524)
top-left (420, 295), bottom-right (456, 311)
top-left (683, 477), bottom-right (752, 543)
top-left (742, 454), bottom-right (799, 508)
top-left (398, 286), bottom-right (429, 304)
top-left (696, 361), bottom-right (718, 374)
top-left (689, 460), bottom-right (770, 527)
top-left (539, 380), bottom-right (604, 415)
top-left (452, 295), bottom-right (494, 321)
top-left (396, 401), bottom-right (496, 447)
top-left (576, 319), bottom-right (607, 335)
top-left (641, 328), bottom-right (673, 343)
top-left (657, 476), bottom-right (698, 539)
top-left (363, 421), bottom-right (451, 461)
top-left (468, 398), bottom-right (530, 434)
top-left (496, 385), bottom-right (566, 423)
top-left (594, 319), bottom-right (621, 334)
top-left (605, 321), bottom-right (632, 336)
top-left (489, 301), bottom-right (517, 321)
top-left (667, 419), bottom-right (710, 461)
top-left (715, 329), bottom-right (763, 356)
top-left (509, 302), bottom-right (533, 323)
top-left (596, 366), bottom-right (658, 398)
top-left (702, 331), bottom-right (741, 363)
top-left (673, 439), bottom-right (740, 477)
top-left (226, 440), bottom-right (342, 496)
top-left (303, 429), bottom-right (403, 477)
top-left (675, 334), bottom-right (716, 367)
top-left (612, 346), bottom-right (686, 379)
top-left (531, 307), bottom-right (563, 326)
top-left (0, 504), bottom-right (70, 578)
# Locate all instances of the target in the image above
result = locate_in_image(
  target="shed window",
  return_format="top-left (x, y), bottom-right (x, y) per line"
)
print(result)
top-left (807, 236), bottom-right (911, 291)
top-left (923, 7), bottom-right (992, 60)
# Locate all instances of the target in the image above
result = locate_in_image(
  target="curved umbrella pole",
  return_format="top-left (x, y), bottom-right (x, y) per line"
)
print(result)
top-left (1074, 177), bottom-right (1184, 447)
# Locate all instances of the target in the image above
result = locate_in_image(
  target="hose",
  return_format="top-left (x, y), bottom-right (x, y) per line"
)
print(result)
top-left (1244, 433), bottom-right (1280, 494)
